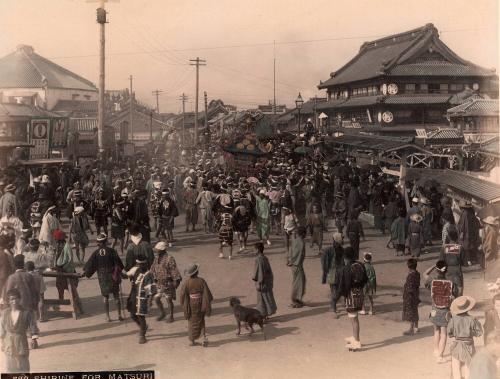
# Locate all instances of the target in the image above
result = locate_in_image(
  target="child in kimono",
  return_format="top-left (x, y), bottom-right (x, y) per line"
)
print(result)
top-left (360, 252), bottom-right (376, 315)
top-left (448, 296), bottom-right (483, 379)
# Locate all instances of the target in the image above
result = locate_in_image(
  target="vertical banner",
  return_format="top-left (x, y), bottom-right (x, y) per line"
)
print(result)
top-left (50, 117), bottom-right (68, 148)
top-left (30, 119), bottom-right (50, 159)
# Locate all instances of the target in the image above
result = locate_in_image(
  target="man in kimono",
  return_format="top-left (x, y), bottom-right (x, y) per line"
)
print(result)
top-left (125, 227), bottom-right (154, 271)
top-left (457, 200), bottom-right (481, 266)
top-left (255, 189), bottom-right (271, 246)
top-left (180, 263), bottom-right (213, 346)
top-left (83, 233), bottom-right (124, 322)
top-left (0, 184), bottom-right (20, 219)
top-left (1, 288), bottom-right (39, 373)
top-left (3, 255), bottom-right (39, 314)
top-left (0, 235), bottom-right (15, 299)
top-left (125, 255), bottom-right (156, 344)
top-left (184, 183), bottom-right (199, 232)
top-left (287, 226), bottom-right (307, 308)
top-left (252, 242), bottom-right (277, 320)
top-left (150, 241), bottom-right (181, 323)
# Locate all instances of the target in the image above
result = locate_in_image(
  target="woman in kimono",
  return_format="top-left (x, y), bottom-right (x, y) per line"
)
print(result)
top-left (0, 288), bottom-right (39, 373)
top-left (252, 242), bottom-right (277, 320)
top-left (180, 264), bottom-right (213, 347)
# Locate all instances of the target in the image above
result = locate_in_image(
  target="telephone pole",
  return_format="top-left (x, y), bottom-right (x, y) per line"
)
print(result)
top-left (273, 40), bottom-right (276, 115)
top-left (152, 89), bottom-right (163, 113)
top-left (129, 75), bottom-right (134, 142)
top-left (204, 91), bottom-right (208, 129)
top-left (96, 3), bottom-right (107, 154)
top-left (179, 93), bottom-right (188, 146)
top-left (189, 57), bottom-right (206, 146)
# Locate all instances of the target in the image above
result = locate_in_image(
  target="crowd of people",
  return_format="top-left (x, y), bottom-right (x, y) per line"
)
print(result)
top-left (0, 130), bottom-right (498, 377)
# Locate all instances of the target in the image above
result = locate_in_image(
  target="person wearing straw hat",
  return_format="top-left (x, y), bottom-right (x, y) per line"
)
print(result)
top-left (439, 229), bottom-right (465, 296)
top-left (482, 216), bottom-right (499, 268)
top-left (179, 263), bottom-right (213, 347)
top-left (125, 254), bottom-right (157, 344)
top-left (150, 241), bottom-right (181, 323)
top-left (83, 233), bottom-right (124, 322)
top-left (407, 213), bottom-right (424, 258)
top-left (447, 295), bottom-right (483, 379)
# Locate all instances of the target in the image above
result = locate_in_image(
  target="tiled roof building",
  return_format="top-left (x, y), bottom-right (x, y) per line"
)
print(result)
top-left (317, 24), bottom-right (498, 135)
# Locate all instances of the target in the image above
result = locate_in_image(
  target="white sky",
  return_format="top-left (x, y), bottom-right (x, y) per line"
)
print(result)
top-left (0, 0), bottom-right (498, 113)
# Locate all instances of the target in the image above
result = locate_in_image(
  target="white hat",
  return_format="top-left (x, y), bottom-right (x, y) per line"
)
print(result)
top-left (259, 189), bottom-right (267, 195)
top-left (74, 206), bottom-right (84, 214)
top-left (189, 169), bottom-right (195, 174)
top-left (153, 181), bottom-right (162, 189)
top-left (483, 216), bottom-right (499, 226)
top-left (154, 241), bottom-right (168, 251)
top-left (412, 197), bottom-right (419, 203)
top-left (41, 175), bottom-right (50, 184)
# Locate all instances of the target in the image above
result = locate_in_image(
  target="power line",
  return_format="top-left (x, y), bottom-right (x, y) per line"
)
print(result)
top-left (47, 27), bottom-right (495, 59)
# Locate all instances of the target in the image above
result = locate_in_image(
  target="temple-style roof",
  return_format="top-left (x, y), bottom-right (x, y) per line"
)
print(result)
top-left (447, 98), bottom-right (499, 117)
top-left (319, 24), bottom-right (496, 89)
top-left (0, 45), bottom-right (97, 91)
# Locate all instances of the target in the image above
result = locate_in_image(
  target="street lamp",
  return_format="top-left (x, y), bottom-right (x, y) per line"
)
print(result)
top-left (295, 92), bottom-right (304, 135)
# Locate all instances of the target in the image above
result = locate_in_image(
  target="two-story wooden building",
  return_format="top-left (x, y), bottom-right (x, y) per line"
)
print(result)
top-left (317, 24), bottom-right (498, 135)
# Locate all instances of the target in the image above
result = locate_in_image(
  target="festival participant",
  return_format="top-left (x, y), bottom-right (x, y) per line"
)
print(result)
top-left (184, 182), bottom-right (199, 232)
top-left (255, 189), bottom-right (271, 246)
top-left (92, 188), bottom-right (111, 236)
top-left (0, 234), bottom-right (15, 297)
top-left (125, 255), bottom-right (156, 344)
top-left (83, 233), bottom-right (124, 322)
top-left (150, 241), bottom-right (181, 323)
top-left (457, 200), bottom-right (481, 266)
top-left (439, 229), bottom-right (465, 296)
top-left (383, 195), bottom-right (400, 237)
top-left (25, 261), bottom-right (46, 322)
top-left (125, 226), bottom-right (154, 271)
top-left (267, 183), bottom-right (282, 235)
top-left (441, 211), bottom-right (457, 246)
top-left (232, 202), bottom-right (251, 252)
top-left (402, 258), bottom-right (421, 336)
top-left (390, 209), bottom-right (407, 255)
top-left (360, 252), bottom-right (376, 316)
top-left (420, 197), bottom-right (434, 246)
top-left (346, 211), bottom-right (364, 261)
top-left (469, 330), bottom-right (500, 379)
top-left (0, 288), bottom-right (39, 373)
top-left (287, 226), bottom-right (307, 308)
top-left (448, 296), bottom-right (483, 379)
top-left (252, 242), bottom-right (277, 321)
top-left (339, 246), bottom-right (368, 351)
top-left (180, 263), bottom-right (213, 347)
top-left (320, 233), bottom-right (344, 318)
top-left (482, 216), bottom-right (499, 269)
top-left (69, 206), bottom-right (93, 263)
top-left (39, 205), bottom-right (60, 249)
top-left (196, 185), bottom-right (215, 234)
top-left (307, 203), bottom-right (324, 254)
top-left (3, 255), bottom-right (39, 314)
top-left (111, 199), bottom-right (127, 255)
top-left (131, 190), bottom-right (151, 243)
top-left (407, 213), bottom-right (424, 258)
top-left (0, 205), bottom-right (23, 252)
top-left (0, 183), bottom-right (20, 218)
top-left (156, 189), bottom-right (178, 246)
top-left (150, 181), bottom-right (162, 232)
top-left (282, 207), bottom-right (298, 254)
top-left (53, 229), bottom-right (83, 314)
top-left (218, 212), bottom-right (234, 260)
top-left (332, 193), bottom-right (347, 235)
top-left (423, 260), bottom-right (457, 363)
top-left (29, 201), bottom-right (42, 240)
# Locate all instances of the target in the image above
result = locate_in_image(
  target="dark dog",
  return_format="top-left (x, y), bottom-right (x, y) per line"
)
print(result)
top-left (229, 297), bottom-right (266, 340)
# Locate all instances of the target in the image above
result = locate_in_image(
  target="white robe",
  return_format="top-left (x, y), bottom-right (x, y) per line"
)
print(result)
top-left (39, 212), bottom-right (60, 246)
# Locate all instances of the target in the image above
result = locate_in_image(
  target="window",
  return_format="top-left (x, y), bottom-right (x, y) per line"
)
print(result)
top-left (450, 84), bottom-right (464, 92)
top-left (405, 84), bottom-right (416, 94)
top-left (84, 95), bottom-right (91, 100)
top-left (419, 84), bottom-right (428, 93)
top-left (428, 83), bottom-right (440, 94)
top-left (440, 84), bottom-right (449, 94)
top-left (72, 94), bottom-right (80, 100)
top-left (367, 86), bottom-right (378, 95)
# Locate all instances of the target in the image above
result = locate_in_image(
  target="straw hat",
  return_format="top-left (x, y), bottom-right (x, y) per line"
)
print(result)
top-left (4, 184), bottom-right (16, 192)
top-left (450, 296), bottom-right (476, 315)
top-left (483, 216), bottom-right (499, 226)
top-left (184, 263), bottom-right (199, 277)
top-left (96, 233), bottom-right (108, 242)
top-left (154, 241), bottom-right (168, 251)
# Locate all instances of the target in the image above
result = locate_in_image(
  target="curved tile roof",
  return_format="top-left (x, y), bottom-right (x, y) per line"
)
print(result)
top-left (0, 45), bottom-right (97, 91)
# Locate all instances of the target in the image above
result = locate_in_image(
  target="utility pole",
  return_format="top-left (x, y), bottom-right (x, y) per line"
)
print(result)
top-left (129, 75), bottom-right (134, 143)
top-left (189, 57), bottom-right (206, 146)
top-left (96, 3), bottom-right (107, 155)
top-left (273, 40), bottom-right (276, 115)
top-left (152, 89), bottom-right (163, 113)
top-left (204, 91), bottom-right (208, 128)
top-left (313, 96), bottom-right (318, 130)
top-left (150, 111), bottom-right (153, 142)
top-left (179, 93), bottom-right (188, 146)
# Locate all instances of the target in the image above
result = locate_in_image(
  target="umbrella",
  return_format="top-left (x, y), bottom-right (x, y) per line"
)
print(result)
top-left (294, 146), bottom-right (312, 155)
top-left (247, 176), bottom-right (261, 185)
